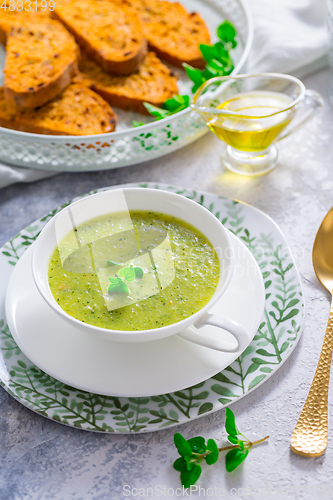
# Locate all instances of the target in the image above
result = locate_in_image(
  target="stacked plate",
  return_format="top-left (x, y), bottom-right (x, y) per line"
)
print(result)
top-left (0, 183), bottom-right (304, 433)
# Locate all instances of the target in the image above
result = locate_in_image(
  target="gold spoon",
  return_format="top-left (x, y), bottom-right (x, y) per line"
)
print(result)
top-left (291, 207), bottom-right (333, 457)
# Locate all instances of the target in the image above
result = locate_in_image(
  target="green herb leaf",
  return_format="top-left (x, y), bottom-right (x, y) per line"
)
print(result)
top-left (204, 62), bottom-right (221, 77)
top-left (118, 267), bottom-right (136, 282)
top-left (173, 457), bottom-right (188, 472)
top-left (163, 94), bottom-right (190, 112)
top-left (225, 448), bottom-right (249, 472)
top-left (225, 408), bottom-right (239, 436)
top-left (227, 435), bottom-right (239, 445)
top-left (187, 436), bottom-right (206, 454)
top-left (199, 43), bottom-right (215, 62)
top-left (174, 433), bottom-right (193, 457)
top-left (108, 277), bottom-right (123, 292)
top-left (108, 277), bottom-right (129, 294)
top-left (180, 463), bottom-right (202, 488)
top-left (205, 439), bottom-right (219, 465)
top-left (212, 41), bottom-right (229, 61)
top-left (202, 67), bottom-right (217, 80)
top-left (144, 95), bottom-right (190, 120)
top-left (173, 401), bottom-right (268, 485)
top-left (183, 63), bottom-right (204, 85)
top-left (183, 63), bottom-right (205, 93)
top-left (134, 267), bottom-right (144, 279)
top-left (118, 280), bottom-right (129, 293)
top-left (132, 120), bottom-right (144, 127)
top-left (217, 20), bottom-right (236, 43)
top-left (143, 103), bottom-right (173, 120)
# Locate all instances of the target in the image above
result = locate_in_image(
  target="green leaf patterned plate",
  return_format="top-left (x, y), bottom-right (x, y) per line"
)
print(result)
top-left (0, 183), bottom-right (305, 433)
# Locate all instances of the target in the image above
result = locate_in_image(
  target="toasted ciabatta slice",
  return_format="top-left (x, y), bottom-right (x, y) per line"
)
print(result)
top-left (79, 51), bottom-right (178, 114)
top-left (0, 7), bottom-right (51, 45)
top-left (4, 20), bottom-right (79, 109)
top-left (53, 0), bottom-right (147, 76)
top-left (114, 0), bottom-right (210, 68)
top-left (0, 84), bottom-right (117, 135)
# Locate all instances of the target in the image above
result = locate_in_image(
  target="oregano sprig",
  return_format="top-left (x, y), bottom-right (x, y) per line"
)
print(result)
top-left (173, 408), bottom-right (269, 487)
top-left (133, 21), bottom-right (237, 124)
top-left (184, 20), bottom-right (236, 93)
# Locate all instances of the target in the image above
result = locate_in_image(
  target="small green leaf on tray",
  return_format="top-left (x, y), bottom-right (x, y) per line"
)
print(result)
top-left (163, 94), bottom-right (190, 112)
top-left (144, 95), bottom-right (190, 120)
top-left (143, 103), bottom-right (173, 120)
top-left (217, 20), bottom-right (237, 45)
top-left (183, 63), bottom-right (205, 93)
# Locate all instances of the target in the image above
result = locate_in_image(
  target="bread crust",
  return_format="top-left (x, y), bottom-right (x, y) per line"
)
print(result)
top-left (0, 84), bottom-right (117, 135)
top-left (79, 51), bottom-right (178, 114)
top-left (114, 0), bottom-right (210, 68)
top-left (4, 20), bottom-right (80, 109)
top-left (0, 8), bottom-right (50, 45)
top-left (0, 28), bottom-right (7, 46)
top-left (5, 59), bottom-right (79, 109)
top-left (53, 0), bottom-right (147, 76)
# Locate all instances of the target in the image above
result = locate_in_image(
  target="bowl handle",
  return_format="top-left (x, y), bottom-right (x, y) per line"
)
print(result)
top-left (277, 89), bottom-right (324, 142)
top-left (177, 313), bottom-right (249, 352)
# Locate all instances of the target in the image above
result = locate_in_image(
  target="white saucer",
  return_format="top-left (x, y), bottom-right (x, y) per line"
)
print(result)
top-left (5, 232), bottom-right (265, 397)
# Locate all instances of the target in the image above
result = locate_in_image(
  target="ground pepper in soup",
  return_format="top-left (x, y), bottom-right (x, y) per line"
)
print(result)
top-left (48, 211), bottom-right (220, 330)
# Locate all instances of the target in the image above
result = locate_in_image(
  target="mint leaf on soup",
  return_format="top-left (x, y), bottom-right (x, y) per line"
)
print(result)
top-left (134, 267), bottom-right (144, 279)
top-left (118, 267), bottom-right (136, 282)
top-left (118, 280), bottom-right (129, 294)
top-left (108, 277), bottom-right (129, 294)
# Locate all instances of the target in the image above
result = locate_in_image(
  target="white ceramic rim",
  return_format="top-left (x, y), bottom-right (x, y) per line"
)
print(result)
top-left (0, 0), bottom-right (253, 142)
top-left (5, 232), bottom-right (264, 397)
top-left (31, 187), bottom-right (235, 339)
top-left (191, 72), bottom-right (307, 118)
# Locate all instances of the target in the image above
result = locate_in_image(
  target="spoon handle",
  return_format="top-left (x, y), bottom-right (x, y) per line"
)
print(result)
top-left (291, 295), bottom-right (333, 457)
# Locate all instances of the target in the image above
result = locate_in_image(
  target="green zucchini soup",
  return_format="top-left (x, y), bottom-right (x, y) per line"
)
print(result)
top-left (48, 211), bottom-right (220, 331)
